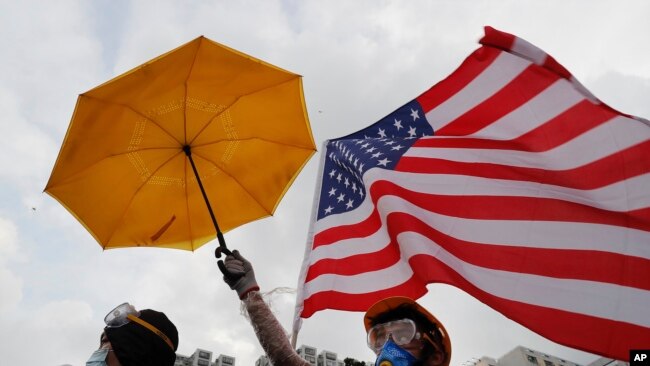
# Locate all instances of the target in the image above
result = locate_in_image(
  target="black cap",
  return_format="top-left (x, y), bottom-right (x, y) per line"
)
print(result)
top-left (105, 309), bottom-right (178, 366)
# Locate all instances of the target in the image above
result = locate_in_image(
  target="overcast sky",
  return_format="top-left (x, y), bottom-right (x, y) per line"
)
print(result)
top-left (1, 1), bottom-right (649, 365)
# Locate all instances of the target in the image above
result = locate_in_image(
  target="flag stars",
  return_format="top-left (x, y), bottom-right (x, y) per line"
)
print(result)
top-left (366, 147), bottom-right (376, 154)
top-left (394, 119), bottom-right (403, 130)
top-left (324, 206), bottom-right (334, 215)
top-left (346, 199), bottom-right (354, 209)
top-left (378, 128), bottom-right (387, 138)
top-left (328, 187), bottom-right (337, 196)
top-left (344, 178), bottom-right (350, 188)
top-left (377, 157), bottom-right (391, 166)
top-left (329, 169), bottom-right (336, 178)
top-left (371, 152), bottom-right (383, 159)
top-left (391, 144), bottom-right (404, 151)
top-left (337, 193), bottom-right (346, 202)
top-left (410, 108), bottom-right (420, 120)
top-left (408, 126), bottom-right (417, 137)
top-left (336, 173), bottom-right (342, 183)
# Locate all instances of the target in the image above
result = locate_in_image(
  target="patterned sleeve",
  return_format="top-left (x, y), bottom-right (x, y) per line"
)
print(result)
top-left (242, 291), bottom-right (310, 366)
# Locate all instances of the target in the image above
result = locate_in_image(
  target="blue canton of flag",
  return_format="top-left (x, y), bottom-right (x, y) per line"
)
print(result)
top-left (317, 100), bottom-right (434, 219)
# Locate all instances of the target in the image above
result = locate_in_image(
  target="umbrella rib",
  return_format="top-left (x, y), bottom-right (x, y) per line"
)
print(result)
top-left (82, 94), bottom-right (184, 146)
top-left (184, 36), bottom-right (203, 146)
top-left (104, 150), bottom-right (185, 246)
top-left (187, 76), bottom-right (301, 146)
top-left (191, 150), bottom-right (273, 216)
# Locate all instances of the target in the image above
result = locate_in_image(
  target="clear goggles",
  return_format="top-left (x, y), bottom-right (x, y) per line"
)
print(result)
top-left (104, 302), bottom-right (174, 351)
top-left (367, 318), bottom-right (422, 353)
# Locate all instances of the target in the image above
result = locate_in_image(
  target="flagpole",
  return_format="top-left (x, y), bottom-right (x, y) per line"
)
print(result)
top-left (291, 141), bottom-right (327, 348)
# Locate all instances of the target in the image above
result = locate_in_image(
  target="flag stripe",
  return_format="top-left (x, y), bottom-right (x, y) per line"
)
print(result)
top-left (434, 65), bottom-right (561, 136)
top-left (418, 99), bottom-right (618, 151)
top-left (423, 51), bottom-right (532, 132)
top-left (405, 116), bottom-right (650, 171)
top-left (398, 140), bottom-right (650, 191)
top-left (303, 231), bottom-right (650, 327)
top-left (306, 212), bottom-right (650, 290)
top-left (301, 257), bottom-right (650, 359)
top-left (313, 195), bottom-right (650, 262)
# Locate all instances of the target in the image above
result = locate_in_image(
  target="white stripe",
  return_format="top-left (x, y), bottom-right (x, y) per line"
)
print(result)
top-left (406, 115), bottom-right (650, 170)
top-left (311, 193), bottom-right (650, 263)
top-left (303, 231), bottom-right (650, 327)
top-left (425, 51), bottom-right (531, 132)
top-left (511, 36), bottom-right (547, 65)
top-left (472, 79), bottom-right (584, 140)
top-left (315, 167), bottom-right (650, 232)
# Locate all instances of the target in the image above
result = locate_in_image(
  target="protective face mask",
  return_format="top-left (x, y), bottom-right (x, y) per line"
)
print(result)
top-left (375, 338), bottom-right (417, 366)
top-left (86, 348), bottom-right (109, 366)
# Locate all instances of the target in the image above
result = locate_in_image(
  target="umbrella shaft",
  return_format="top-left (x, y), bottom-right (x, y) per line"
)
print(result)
top-left (183, 145), bottom-right (230, 254)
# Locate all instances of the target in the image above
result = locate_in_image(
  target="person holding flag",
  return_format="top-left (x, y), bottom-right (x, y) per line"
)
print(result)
top-left (219, 250), bottom-right (451, 366)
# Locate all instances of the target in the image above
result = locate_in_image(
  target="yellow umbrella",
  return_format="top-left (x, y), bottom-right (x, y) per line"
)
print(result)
top-left (45, 36), bottom-right (316, 253)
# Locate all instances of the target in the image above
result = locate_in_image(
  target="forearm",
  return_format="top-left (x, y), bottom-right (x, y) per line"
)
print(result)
top-left (243, 291), bottom-right (310, 366)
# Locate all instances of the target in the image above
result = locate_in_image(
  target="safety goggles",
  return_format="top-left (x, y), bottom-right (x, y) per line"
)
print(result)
top-left (367, 318), bottom-right (423, 353)
top-left (104, 302), bottom-right (174, 351)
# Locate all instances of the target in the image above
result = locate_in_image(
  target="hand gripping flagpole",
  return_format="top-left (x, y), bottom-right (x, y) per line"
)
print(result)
top-left (183, 145), bottom-right (232, 258)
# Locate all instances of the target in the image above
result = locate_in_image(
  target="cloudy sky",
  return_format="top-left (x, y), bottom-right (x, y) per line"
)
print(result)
top-left (1, 1), bottom-right (649, 365)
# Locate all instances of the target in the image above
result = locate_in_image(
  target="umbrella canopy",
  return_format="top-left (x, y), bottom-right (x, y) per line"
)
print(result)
top-left (45, 36), bottom-right (316, 251)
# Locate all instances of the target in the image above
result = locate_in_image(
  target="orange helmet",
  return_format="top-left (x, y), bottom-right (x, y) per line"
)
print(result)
top-left (364, 296), bottom-right (451, 366)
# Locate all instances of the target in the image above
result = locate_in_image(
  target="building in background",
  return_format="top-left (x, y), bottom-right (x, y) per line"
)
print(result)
top-left (297, 344), bottom-right (318, 365)
top-left (254, 344), bottom-right (364, 366)
top-left (175, 348), bottom-right (236, 366)
top-left (466, 346), bottom-right (628, 366)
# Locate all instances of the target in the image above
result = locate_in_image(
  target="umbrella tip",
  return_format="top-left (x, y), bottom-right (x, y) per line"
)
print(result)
top-left (182, 145), bottom-right (191, 156)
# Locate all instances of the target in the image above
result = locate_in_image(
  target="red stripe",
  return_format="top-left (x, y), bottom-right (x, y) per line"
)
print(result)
top-left (479, 26), bottom-right (516, 52)
top-left (397, 139), bottom-right (650, 190)
top-left (301, 277), bottom-right (428, 318)
top-left (435, 64), bottom-right (559, 136)
top-left (301, 255), bottom-right (650, 361)
top-left (416, 47), bottom-right (502, 113)
top-left (307, 212), bottom-right (650, 289)
top-left (409, 255), bottom-right (649, 361)
top-left (314, 168), bottom-right (650, 246)
top-left (416, 99), bottom-right (618, 152)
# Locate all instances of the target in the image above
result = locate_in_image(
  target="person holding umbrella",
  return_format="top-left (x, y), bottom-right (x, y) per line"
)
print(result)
top-left (86, 303), bottom-right (178, 366)
top-left (219, 251), bottom-right (451, 366)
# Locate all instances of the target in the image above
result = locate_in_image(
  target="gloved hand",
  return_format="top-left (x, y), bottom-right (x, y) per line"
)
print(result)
top-left (217, 250), bottom-right (260, 299)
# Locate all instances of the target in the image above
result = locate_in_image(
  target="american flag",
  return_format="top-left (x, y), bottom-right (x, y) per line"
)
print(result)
top-left (293, 27), bottom-right (650, 360)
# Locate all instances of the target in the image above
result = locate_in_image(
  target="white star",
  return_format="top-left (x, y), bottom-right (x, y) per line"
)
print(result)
top-left (366, 147), bottom-right (376, 153)
top-left (353, 158), bottom-right (359, 167)
top-left (359, 189), bottom-right (364, 198)
top-left (352, 183), bottom-right (357, 193)
top-left (328, 187), bottom-right (337, 196)
top-left (378, 128), bottom-right (387, 138)
top-left (361, 142), bottom-right (370, 148)
top-left (324, 206), bottom-right (334, 214)
top-left (346, 199), bottom-right (354, 209)
top-left (358, 163), bottom-right (365, 173)
top-left (329, 169), bottom-right (336, 178)
top-left (336, 173), bottom-right (342, 183)
top-left (344, 178), bottom-right (350, 188)
top-left (384, 140), bottom-right (395, 146)
top-left (377, 157), bottom-right (391, 166)
top-left (394, 119), bottom-right (403, 130)
top-left (410, 108), bottom-right (420, 120)
top-left (408, 126), bottom-right (417, 137)
top-left (371, 152), bottom-right (383, 158)
top-left (391, 145), bottom-right (404, 151)
top-left (337, 193), bottom-right (345, 202)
